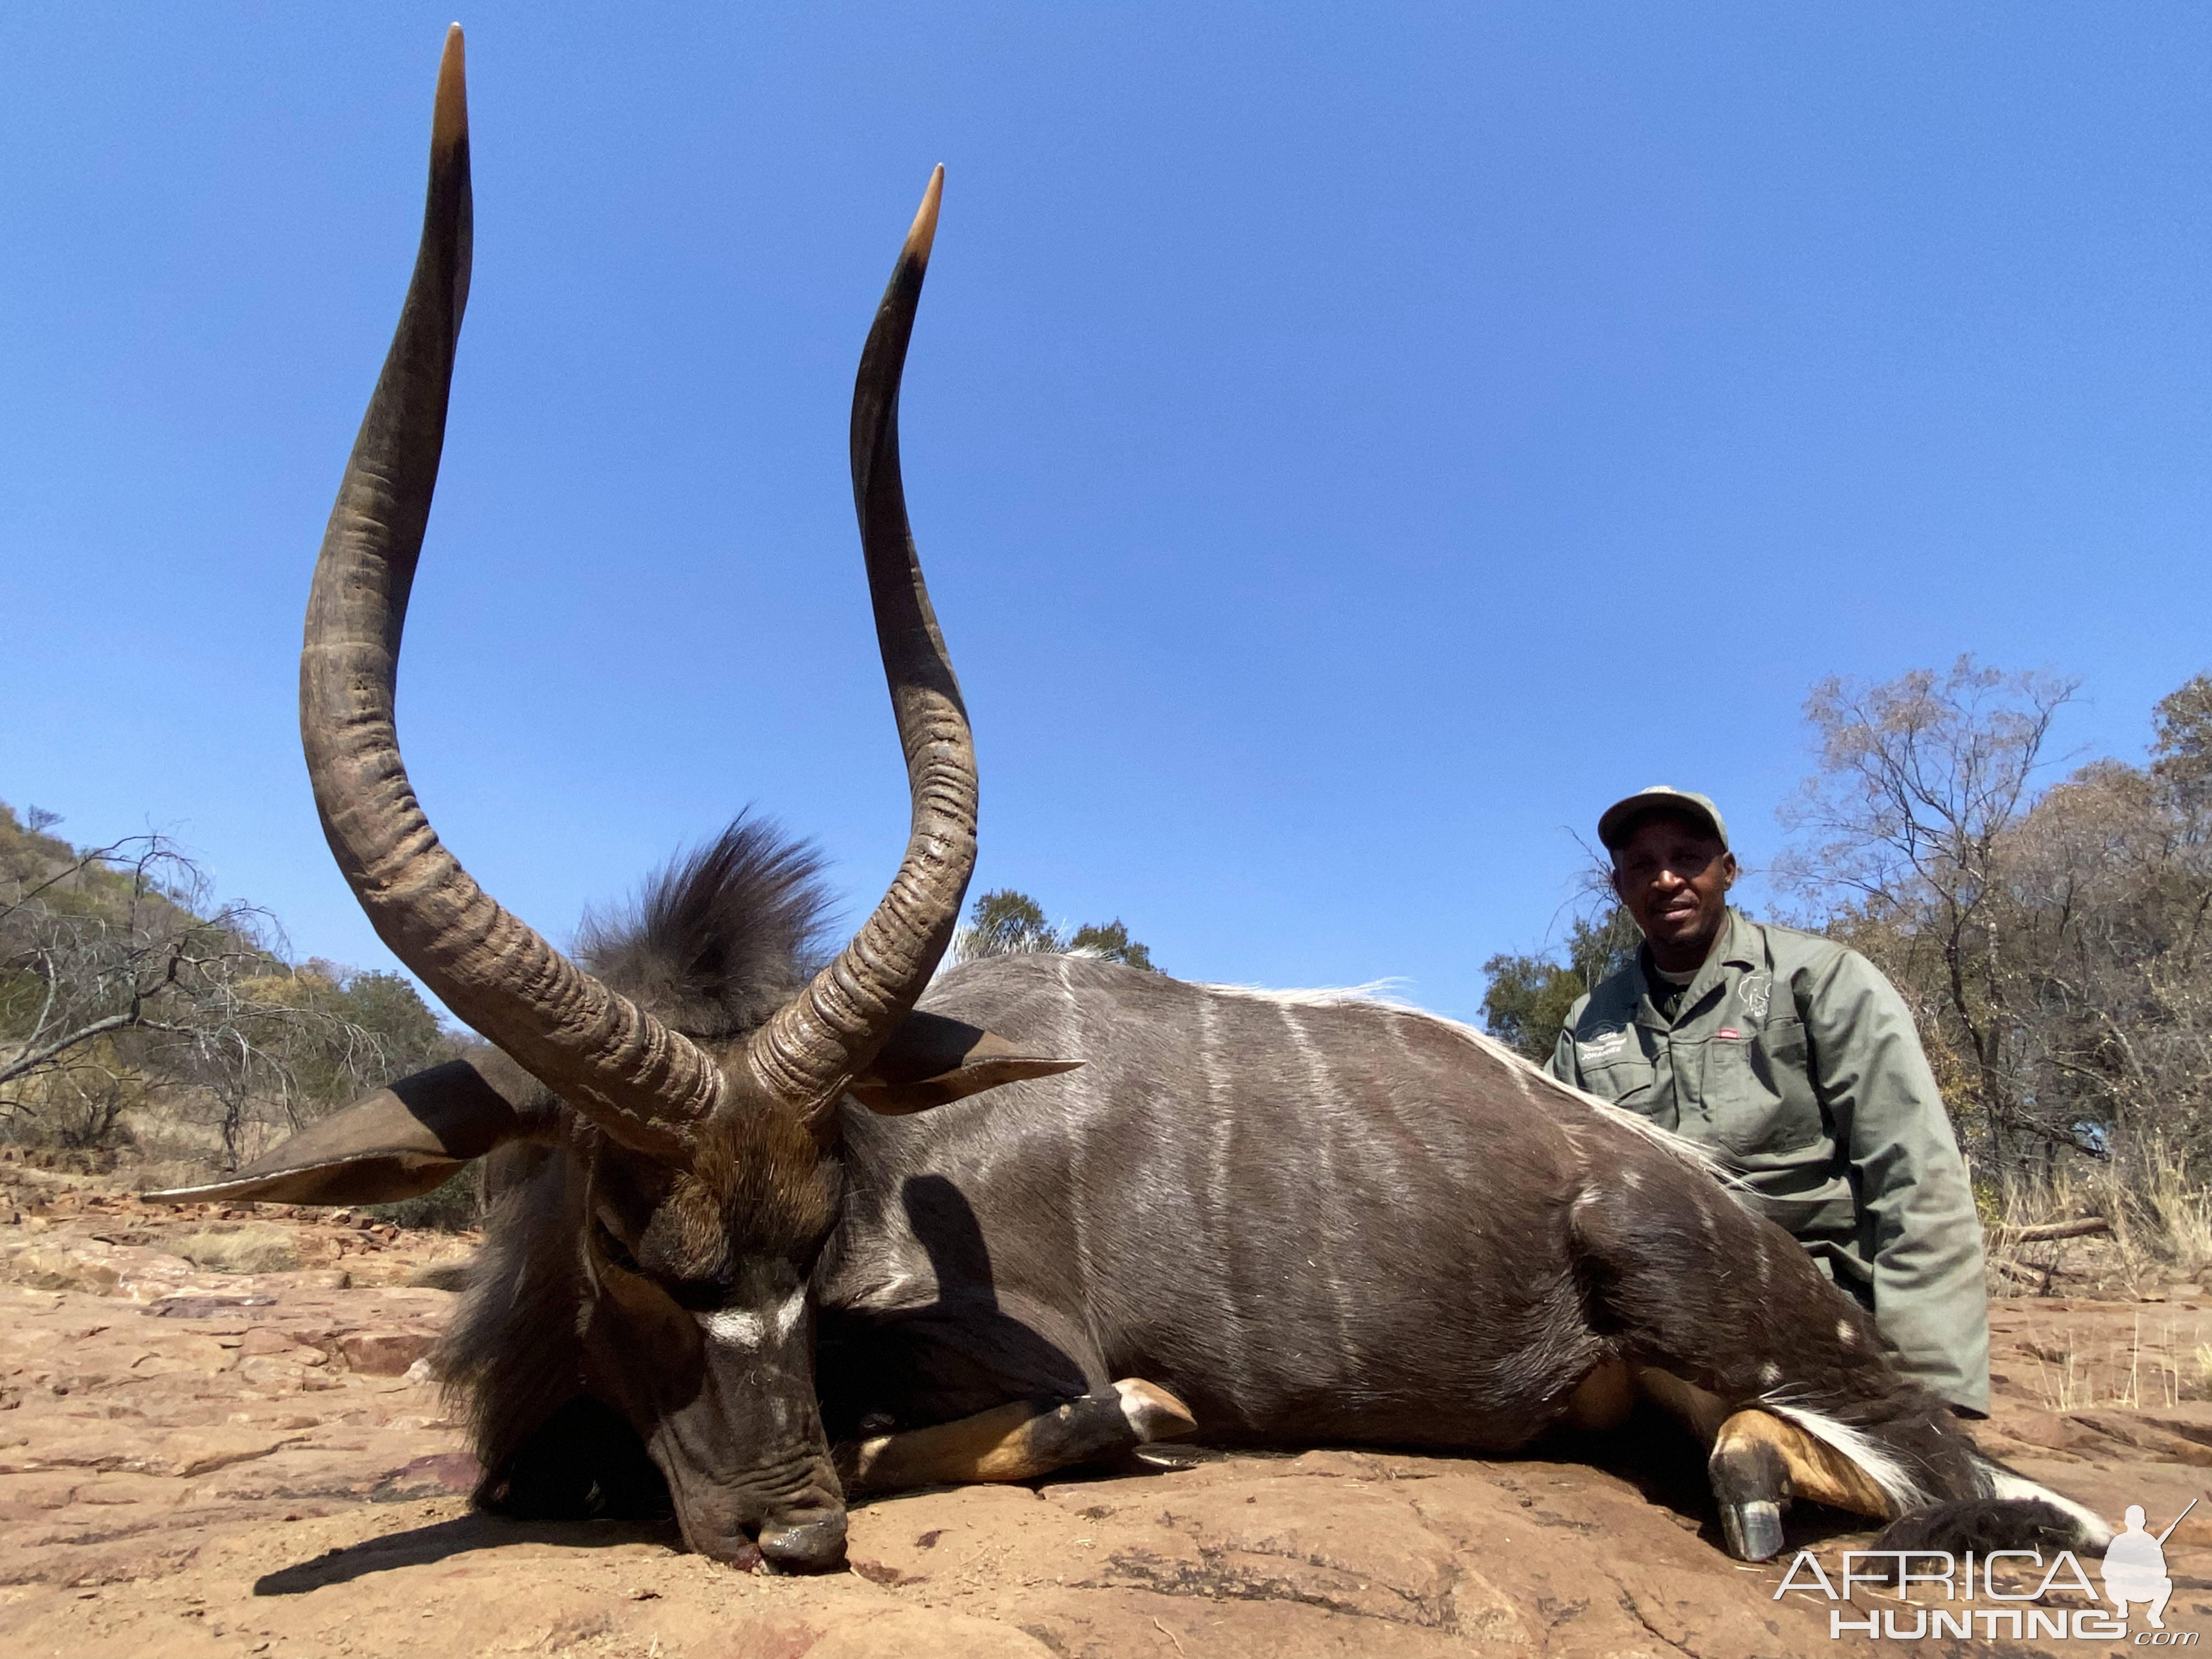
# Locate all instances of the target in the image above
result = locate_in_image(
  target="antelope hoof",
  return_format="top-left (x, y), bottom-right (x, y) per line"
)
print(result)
top-left (1719, 1494), bottom-right (1787, 1562)
top-left (1708, 1416), bottom-right (1792, 1561)
top-left (1114, 1378), bottom-right (1197, 1443)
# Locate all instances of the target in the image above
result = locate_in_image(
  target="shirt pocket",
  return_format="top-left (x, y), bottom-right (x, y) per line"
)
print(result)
top-left (1578, 1049), bottom-right (1659, 1114)
top-left (1706, 1016), bottom-right (1822, 1158)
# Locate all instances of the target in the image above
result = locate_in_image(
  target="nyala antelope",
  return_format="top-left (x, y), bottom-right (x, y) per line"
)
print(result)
top-left (156, 27), bottom-right (2107, 1576)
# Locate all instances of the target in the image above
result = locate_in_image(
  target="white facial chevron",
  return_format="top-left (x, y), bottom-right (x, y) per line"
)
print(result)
top-left (697, 1289), bottom-right (808, 1351)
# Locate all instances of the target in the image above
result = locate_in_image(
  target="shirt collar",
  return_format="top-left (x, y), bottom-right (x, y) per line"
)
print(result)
top-left (1716, 907), bottom-right (1760, 970)
top-left (1634, 909), bottom-right (1756, 1027)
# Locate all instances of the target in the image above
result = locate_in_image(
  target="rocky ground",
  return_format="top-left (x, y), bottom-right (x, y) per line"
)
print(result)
top-left (1, 1156), bottom-right (2208, 1658)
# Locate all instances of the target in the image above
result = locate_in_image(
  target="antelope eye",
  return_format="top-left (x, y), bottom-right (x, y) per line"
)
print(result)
top-left (592, 1216), bottom-right (644, 1276)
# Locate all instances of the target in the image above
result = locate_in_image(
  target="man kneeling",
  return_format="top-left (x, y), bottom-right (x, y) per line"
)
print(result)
top-left (1546, 786), bottom-right (1991, 1417)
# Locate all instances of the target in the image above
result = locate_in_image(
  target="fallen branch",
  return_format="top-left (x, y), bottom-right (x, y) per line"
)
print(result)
top-left (2004, 1217), bottom-right (2111, 1243)
top-left (1990, 1257), bottom-right (2054, 1291)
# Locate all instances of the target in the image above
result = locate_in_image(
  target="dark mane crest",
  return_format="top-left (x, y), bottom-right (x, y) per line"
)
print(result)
top-left (578, 818), bottom-right (835, 1041)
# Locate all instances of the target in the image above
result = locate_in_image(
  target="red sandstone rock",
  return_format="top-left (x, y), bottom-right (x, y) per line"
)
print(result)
top-left (1, 1180), bottom-right (2208, 1656)
top-left (337, 1331), bottom-right (436, 1376)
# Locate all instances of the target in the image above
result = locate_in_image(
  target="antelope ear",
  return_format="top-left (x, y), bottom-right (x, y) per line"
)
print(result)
top-left (142, 1051), bottom-right (561, 1206)
top-left (848, 1009), bottom-right (1082, 1115)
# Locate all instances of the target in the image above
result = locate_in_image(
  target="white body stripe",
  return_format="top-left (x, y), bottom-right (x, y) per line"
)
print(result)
top-left (1199, 980), bottom-right (1731, 1181)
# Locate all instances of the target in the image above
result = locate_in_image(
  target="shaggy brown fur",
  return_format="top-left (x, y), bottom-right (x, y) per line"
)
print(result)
top-left (437, 821), bottom-right (847, 1524)
top-left (575, 818), bottom-right (833, 1041)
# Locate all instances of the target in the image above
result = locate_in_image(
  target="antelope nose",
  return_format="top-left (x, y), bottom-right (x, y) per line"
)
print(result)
top-left (757, 1513), bottom-right (848, 1574)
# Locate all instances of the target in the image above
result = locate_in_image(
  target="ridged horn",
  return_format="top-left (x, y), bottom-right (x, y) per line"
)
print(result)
top-left (737, 167), bottom-right (980, 1125)
top-left (299, 26), bottom-right (716, 1163)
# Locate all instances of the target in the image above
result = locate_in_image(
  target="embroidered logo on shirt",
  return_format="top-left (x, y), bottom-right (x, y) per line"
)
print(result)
top-left (1737, 973), bottom-right (1772, 1020)
top-left (1580, 1030), bottom-right (1628, 1061)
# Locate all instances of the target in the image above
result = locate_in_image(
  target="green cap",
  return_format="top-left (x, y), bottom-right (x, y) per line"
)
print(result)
top-left (1596, 786), bottom-right (1729, 853)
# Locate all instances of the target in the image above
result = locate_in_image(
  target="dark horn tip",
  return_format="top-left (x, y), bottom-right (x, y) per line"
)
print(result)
top-left (903, 166), bottom-right (944, 267)
top-left (433, 23), bottom-right (469, 154)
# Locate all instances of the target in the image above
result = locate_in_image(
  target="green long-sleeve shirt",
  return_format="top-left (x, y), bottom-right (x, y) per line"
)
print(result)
top-left (1545, 910), bottom-right (1990, 1414)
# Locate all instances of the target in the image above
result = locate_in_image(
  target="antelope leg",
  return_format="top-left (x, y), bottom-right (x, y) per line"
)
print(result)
top-left (841, 1379), bottom-right (1197, 1494)
top-left (1707, 1408), bottom-right (1900, 1562)
top-left (1634, 1369), bottom-right (1896, 1561)
top-left (1714, 1409), bottom-right (1897, 1519)
top-left (1632, 1364), bottom-right (1734, 1444)
top-left (1635, 1368), bottom-right (1785, 1560)
top-left (1561, 1357), bottom-right (1635, 1431)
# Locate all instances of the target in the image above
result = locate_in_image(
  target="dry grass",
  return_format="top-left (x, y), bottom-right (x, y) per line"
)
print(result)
top-left (2019, 1311), bottom-right (2212, 1412)
top-left (2135, 1131), bottom-right (2212, 1277)
top-left (1987, 1138), bottom-right (2212, 1301)
top-left (172, 1224), bottom-right (298, 1274)
top-left (1988, 1164), bottom-right (2130, 1297)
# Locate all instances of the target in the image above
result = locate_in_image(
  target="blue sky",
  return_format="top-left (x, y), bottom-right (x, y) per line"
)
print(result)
top-left (3, 5), bottom-right (2206, 1026)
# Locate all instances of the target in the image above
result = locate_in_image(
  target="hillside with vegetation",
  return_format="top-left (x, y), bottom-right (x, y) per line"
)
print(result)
top-left (0, 804), bottom-right (456, 1181)
top-left (0, 802), bottom-right (1155, 1208)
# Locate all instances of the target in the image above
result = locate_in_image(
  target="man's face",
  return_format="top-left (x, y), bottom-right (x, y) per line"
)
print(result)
top-left (1610, 814), bottom-right (1736, 967)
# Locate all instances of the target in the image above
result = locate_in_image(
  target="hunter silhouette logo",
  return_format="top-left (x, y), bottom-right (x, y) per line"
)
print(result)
top-left (1777, 1496), bottom-right (2201, 1643)
top-left (2105, 1500), bottom-right (2193, 1631)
